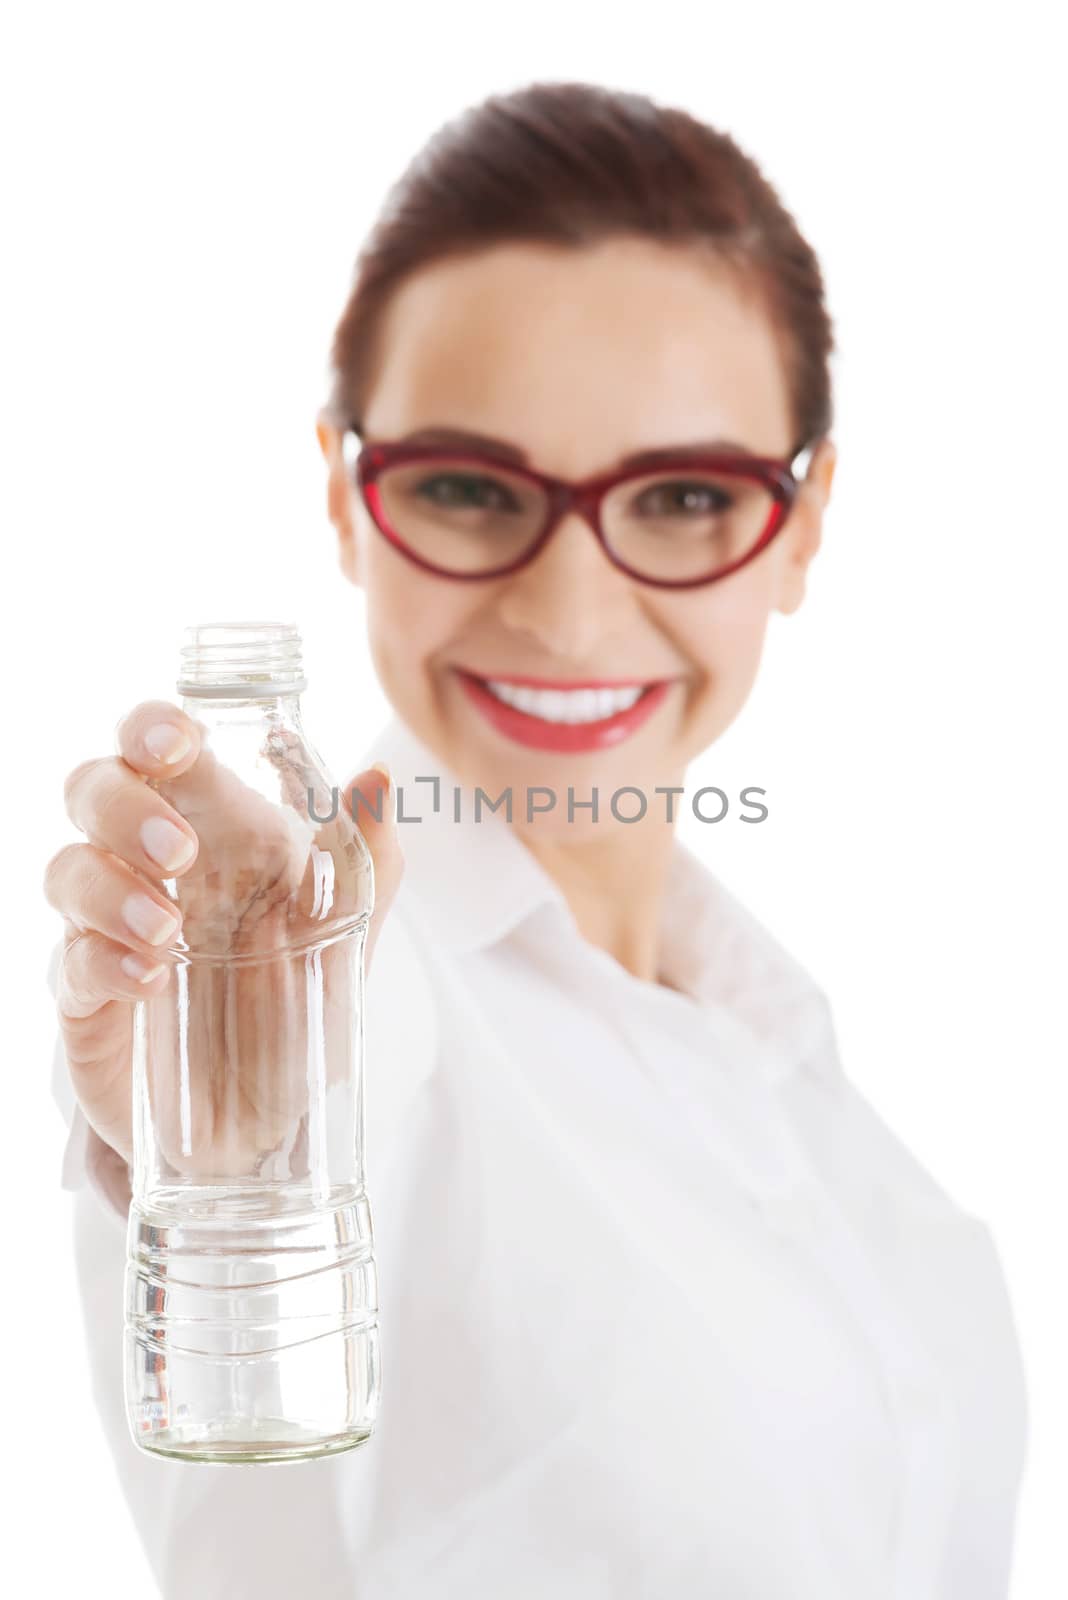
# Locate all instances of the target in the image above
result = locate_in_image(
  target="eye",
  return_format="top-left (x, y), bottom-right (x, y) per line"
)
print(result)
top-left (412, 472), bottom-right (522, 513)
top-left (632, 479), bottom-right (735, 517)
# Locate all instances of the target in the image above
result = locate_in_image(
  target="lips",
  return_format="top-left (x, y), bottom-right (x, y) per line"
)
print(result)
top-left (454, 668), bottom-right (673, 752)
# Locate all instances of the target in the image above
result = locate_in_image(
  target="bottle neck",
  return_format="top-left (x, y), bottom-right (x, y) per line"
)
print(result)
top-left (178, 690), bottom-right (306, 723)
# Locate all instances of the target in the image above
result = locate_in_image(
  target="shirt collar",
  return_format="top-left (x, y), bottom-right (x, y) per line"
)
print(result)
top-left (358, 714), bottom-right (838, 1087)
top-left (358, 714), bottom-right (570, 955)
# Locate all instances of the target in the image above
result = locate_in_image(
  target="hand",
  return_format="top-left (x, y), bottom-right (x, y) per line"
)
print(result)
top-left (44, 700), bottom-right (403, 1172)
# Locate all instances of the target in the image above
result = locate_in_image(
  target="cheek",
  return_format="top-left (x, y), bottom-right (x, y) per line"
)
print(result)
top-left (664, 564), bottom-right (774, 683)
top-left (657, 570), bottom-right (774, 746)
top-left (361, 536), bottom-right (476, 690)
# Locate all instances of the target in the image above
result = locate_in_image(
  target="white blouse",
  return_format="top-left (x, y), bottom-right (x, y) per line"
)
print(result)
top-left (51, 713), bottom-right (1028, 1599)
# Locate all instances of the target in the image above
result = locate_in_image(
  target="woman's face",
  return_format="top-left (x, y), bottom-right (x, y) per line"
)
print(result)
top-left (320, 237), bottom-right (835, 834)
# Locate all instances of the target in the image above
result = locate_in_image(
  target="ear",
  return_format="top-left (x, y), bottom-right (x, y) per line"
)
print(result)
top-left (316, 416), bottom-right (363, 588)
top-left (773, 438), bottom-right (837, 616)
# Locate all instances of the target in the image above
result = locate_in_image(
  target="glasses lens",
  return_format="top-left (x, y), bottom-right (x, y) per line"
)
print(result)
top-left (376, 457), bottom-right (548, 574)
top-left (602, 468), bottom-right (778, 582)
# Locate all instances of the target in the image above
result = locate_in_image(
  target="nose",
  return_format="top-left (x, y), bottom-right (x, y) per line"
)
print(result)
top-left (493, 510), bottom-right (639, 659)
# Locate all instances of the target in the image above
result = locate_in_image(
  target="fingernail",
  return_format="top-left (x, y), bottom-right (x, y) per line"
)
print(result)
top-left (120, 953), bottom-right (167, 983)
top-left (144, 724), bottom-right (191, 764)
top-left (370, 761), bottom-right (392, 792)
top-left (140, 816), bottom-right (196, 871)
top-left (122, 892), bottom-right (180, 946)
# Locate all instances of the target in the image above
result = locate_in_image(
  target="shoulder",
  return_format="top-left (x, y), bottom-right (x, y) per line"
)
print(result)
top-left (677, 852), bottom-right (843, 1092)
top-left (683, 858), bottom-right (979, 1221)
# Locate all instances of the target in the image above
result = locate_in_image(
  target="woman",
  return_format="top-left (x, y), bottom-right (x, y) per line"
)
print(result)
top-left (44, 81), bottom-right (1028, 1598)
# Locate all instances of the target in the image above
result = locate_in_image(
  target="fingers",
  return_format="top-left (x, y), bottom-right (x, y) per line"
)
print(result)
top-left (58, 923), bottom-right (172, 1019)
top-left (342, 764), bottom-right (405, 967)
top-left (54, 919), bottom-right (141, 1161)
top-left (60, 699), bottom-right (202, 886)
top-left (55, 930), bottom-right (137, 1161)
top-left (65, 755), bottom-right (199, 880)
top-left (44, 842), bottom-right (183, 968)
top-left (114, 700), bottom-right (203, 780)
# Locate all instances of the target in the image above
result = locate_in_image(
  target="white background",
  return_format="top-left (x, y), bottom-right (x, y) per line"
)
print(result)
top-left (2, 3), bottom-right (1064, 1595)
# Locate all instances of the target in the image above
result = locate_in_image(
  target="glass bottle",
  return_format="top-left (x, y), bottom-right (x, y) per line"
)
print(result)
top-left (124, 621), bottom-right (380, 1463)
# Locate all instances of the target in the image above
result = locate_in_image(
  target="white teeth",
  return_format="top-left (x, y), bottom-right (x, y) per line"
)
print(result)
top-left (483, 680), bottom-right (646, 723)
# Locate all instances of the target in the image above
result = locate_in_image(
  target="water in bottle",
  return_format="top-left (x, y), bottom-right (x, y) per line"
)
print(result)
top-left (124, 621), bottom-right (380, 1463)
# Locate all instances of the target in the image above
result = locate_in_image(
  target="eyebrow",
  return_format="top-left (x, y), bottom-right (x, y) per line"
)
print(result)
top-left (388, 424), bottom-right (759, 472)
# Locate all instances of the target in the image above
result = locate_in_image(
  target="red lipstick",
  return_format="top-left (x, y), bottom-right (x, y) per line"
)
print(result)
top-left (454, 668), bottom-right (673, 753)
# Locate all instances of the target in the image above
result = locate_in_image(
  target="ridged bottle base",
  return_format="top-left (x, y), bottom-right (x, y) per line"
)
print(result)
top-left (136, 1417), bottom-right (373, 1465)
top-left (124, 1186), bottom-right (379, 1464)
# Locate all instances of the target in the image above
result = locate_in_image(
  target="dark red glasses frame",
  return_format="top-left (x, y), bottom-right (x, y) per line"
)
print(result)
top-left (344, 428), bottom-right (816, 591)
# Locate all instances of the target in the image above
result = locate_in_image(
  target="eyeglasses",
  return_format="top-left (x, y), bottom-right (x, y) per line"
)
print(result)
top-left (342, 428), bottom-right (816, 590)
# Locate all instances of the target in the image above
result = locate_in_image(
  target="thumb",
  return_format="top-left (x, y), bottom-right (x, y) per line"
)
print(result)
top-left (342, 762), bottom-right (404, 961)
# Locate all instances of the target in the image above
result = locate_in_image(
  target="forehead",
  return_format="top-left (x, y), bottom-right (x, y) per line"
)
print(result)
top-left (361, 238), bottom-right (795, 477)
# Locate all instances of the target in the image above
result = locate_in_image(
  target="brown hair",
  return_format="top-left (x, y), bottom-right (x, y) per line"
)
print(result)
top-left (325, 80), bottom-right (834, 454)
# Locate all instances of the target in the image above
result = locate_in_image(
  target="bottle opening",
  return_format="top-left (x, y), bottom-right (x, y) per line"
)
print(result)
top-left (177, 621), bottom-right (307, 698)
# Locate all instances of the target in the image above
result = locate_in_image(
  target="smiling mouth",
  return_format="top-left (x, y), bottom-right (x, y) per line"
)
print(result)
top-left (453, 667), bottom-right (676, 753)
top-left (456, 672), bottom-right (664, 725)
